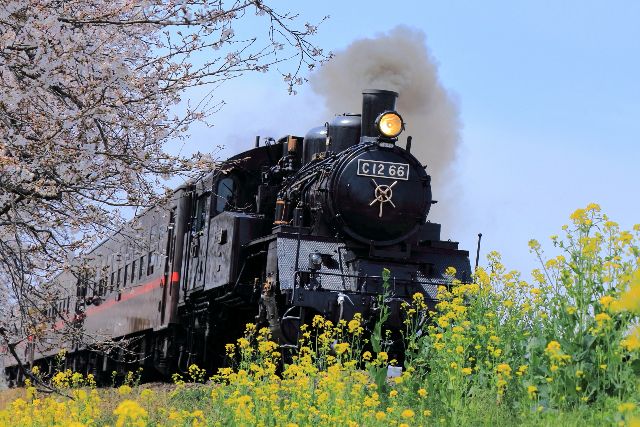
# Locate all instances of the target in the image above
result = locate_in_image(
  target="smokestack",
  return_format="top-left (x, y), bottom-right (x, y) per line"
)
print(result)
top-left (361, 89), bottom-right (398, 139)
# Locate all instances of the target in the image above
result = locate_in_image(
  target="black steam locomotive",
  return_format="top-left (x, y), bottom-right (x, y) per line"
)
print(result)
top-left (3, 90), bottom-right (470, 383)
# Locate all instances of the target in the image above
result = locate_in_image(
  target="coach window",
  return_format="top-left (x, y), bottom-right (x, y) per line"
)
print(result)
top-left (110, 272), bottom-right (115, 292)
top-left (139, 255), bottom-right (144, 279)
top-left (77, 275), bottom-right (87, 298)
top-left (147, 251), bottom-right (154, 276)
top-left (215, 177), bottom-right (235, 213)
top-left (131, 259), bottom-right (137, 284)
top-left (124, 264), bottom-right (129, 287)
top-left (117, 268), bottom-right (122, 289)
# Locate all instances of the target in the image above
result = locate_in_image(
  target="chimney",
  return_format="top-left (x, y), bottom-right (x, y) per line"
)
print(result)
top-left (361, 89), bottom-right (398, 140)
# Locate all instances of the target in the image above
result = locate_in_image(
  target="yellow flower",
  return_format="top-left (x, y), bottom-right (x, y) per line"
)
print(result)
top-left (618, 402), bottom-right (636, 412)
top-left (528, 239), bottom-right (541, 251)
top-left (225, 343), bottom-right (236, 355)
top-left (545, 340), bottom-right (571, 364)
top-left (418, 388), bottom-right (427, 397)
top-left (118, 385), bottom-right (132, 395)
top-left (611, 270), bottom-right (640, 313)
top-left (570, 208), bottom-right (588, 224)
top-left (334, 342), bottom-right (350, 355)
top-left (412, 292), bottom-right (425, 304)
top-left (437, 318), bottom-right (450, 328)
top-left (496, 363), bottom-right (512, 377)
top-left (546, 341), bottom-right (560, 351)
top-left (621, 327), bottom-right (640, 351)
top-left (401, 409), bottom-right (415, 418)
top-left (375, 411), bottom-right (386, 421)
top-left (527, 385), bottom-right (538, 399)
top-left (389, 390), bottom-right (398, 398)
top-left (599, 295), bottom-right (615, 308)
top-left (113, 400), bottom-right (147, 427)
top-left (348, 314), bottom-right (363, 335)
top-left (461, 367), bottom-right (472, 376)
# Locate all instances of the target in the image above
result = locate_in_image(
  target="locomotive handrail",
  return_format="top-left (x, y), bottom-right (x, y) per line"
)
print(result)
top-left (292, 269), bottom-right (452, 297)
top-left (293, 269), bottom-right (454, 283)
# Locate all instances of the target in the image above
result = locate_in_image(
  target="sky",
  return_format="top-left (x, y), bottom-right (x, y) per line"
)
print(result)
top-left (174, 1), bottom-right (640, 276)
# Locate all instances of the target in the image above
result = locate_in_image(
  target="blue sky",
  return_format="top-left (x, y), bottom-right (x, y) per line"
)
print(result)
top-left (177, 1), bottom-right (640, 275)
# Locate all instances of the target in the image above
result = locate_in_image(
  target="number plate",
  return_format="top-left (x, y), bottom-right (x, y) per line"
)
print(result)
top-left (357, 160), bottom-right (410, 180)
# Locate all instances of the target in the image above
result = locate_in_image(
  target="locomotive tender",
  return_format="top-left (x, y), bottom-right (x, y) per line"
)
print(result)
top-left (3, 89), bottom-right (470, 383)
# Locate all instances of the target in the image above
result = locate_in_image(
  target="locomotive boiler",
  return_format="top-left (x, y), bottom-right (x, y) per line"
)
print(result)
top-left (3, 89), bottom-right (470, 384)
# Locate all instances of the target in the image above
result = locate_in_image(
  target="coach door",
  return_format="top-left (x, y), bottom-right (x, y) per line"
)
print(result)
top-left (186, 192), bottom-right (211, 291)
top-left (160, 208), bottom-right (176, 325)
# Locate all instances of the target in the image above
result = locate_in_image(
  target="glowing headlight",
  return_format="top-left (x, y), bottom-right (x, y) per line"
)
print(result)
top-left (376, 111), bottom-right (404, 138)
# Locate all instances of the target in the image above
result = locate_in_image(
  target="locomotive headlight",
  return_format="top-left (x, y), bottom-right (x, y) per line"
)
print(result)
top-left (376, 111), bottom-right (404, 138)
top-left (308, 252), bottom-right (323, 271)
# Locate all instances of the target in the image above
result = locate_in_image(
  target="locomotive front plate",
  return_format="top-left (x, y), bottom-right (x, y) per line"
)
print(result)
top-left (357, 159), bottom-right (410, 180)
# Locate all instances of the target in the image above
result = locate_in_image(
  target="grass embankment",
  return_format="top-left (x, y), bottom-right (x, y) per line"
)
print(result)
top-left (0, 204), bottom-right (639, 426)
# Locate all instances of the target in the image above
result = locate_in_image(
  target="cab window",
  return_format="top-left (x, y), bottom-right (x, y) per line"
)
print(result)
top-left (194, 194), bottom-right (210, 232)
top-left (215, 177), bottom-right (235, 213)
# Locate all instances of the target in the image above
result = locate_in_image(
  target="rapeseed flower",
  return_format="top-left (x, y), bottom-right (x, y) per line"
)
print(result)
top-left (401, 409), bottom-right (415, 418)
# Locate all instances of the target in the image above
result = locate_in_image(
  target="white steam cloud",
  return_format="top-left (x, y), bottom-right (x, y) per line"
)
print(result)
top-left (310, 26), bottom-right (461, 226)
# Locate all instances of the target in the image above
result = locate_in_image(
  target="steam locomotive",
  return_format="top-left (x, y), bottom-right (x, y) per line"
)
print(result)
top-left (3, 89), bottom-right (470, 384)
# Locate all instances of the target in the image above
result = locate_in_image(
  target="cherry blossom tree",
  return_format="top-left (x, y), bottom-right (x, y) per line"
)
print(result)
top-left (0, 0), bottom-right (327, 381)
